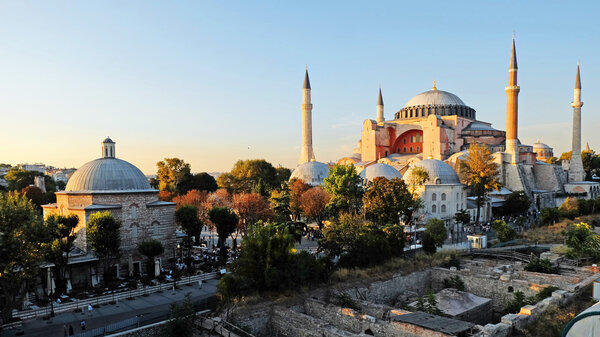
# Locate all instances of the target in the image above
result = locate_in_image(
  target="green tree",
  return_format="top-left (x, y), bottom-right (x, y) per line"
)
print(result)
top-left (323, 164), bottom-right (363, 216)
top-left (582, 149), bottom-right (595, 180)
top-left (137, 239), bottom-right (164, 277)
top-left (382, 223), bottom-right (406, 257)
top-left (559, 197), bottom-right (579, 219)
top-left (0, 192), bottom-right (47, 322)
top-left (217, 159), bottom-right (279, 196)
top-left (565, 222), bottom-right (600, 259)
top-left (504, 290), bottom-right (527, 314)
top-left (492, 220), bottom-right (516, 242)
top-left (44, 214), bottom-right (79, 297)
top-left (405, 166), bottom-right (430, 196)
top-left (275, 166), bottom-right (292, 187)
top-left (270, 183), bottom-right (292, 223)
top-left (425, 218), bottom-right (447, 247)
top-left (156, 158), bottom-right (191, 192)
top-left (363, 177), bottom-right (421, 227)
top-left (208, 207), bottom-right (239, 263)
top-left (87, 211), bottom-right (122, 282)
top-left (176, 172), bottom-right (218, 195)
top-left (459, 143), bottom-right (501, 225)
top-left (502, 191), bottom-right (531, 217)
top-left (175, 205), bottom-right (203, 245)
top-left (540, 207), bottom-right (560, 225)
top-left (4, 168), bottom-right (41, 191)
top-left (454, 210), bottom-right (470, 226)
top-left (162, 294), bottom-right (196, 337)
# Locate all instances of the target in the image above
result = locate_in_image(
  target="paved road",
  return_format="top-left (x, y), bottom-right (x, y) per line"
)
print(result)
top-left (2, 279), bottom-right (218, 337)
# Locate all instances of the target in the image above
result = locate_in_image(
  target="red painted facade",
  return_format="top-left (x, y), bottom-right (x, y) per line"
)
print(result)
top-left (392, 130), bottom-right (423, 154)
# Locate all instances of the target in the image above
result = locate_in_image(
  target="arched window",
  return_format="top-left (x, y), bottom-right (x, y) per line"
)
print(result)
top-left (130, 204), bottom-right (138, 220)
top-left (432, 205), bottom-right (437, 213)
top-left (456, 203), bottom-right (459, 211)
top-left (435, 178), bottom-right (441, 184)
top-left (130, 224), bottom-right (139, 240)
top-left (457, 193), bottom-right (459, 199)
top-left (403, 147), bottom-right (407, 152)
top-left (441, 193), bottom-right (446, 201)
top-left (152, 221), bottom-right (160, 239)
top-left (409, 147), bottom-right (413, 153)
top-left (403, 139), bottom-right (407, 144)
top-left (441, 205), bottom-right (446, 213)
top-left (416, 146), bottom-right (420, 152)
top-left (432, 193), bottom-right (437, 201)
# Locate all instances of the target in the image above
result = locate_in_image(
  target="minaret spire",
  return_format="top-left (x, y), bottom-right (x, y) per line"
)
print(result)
top-left (569, 63), bottom-right (585, 182)
top-left (299, 69), bottom-right (314, 164)
top-left (505, 33), bottom-right (520, 164)
top-left (376, 87), bottom-right (385, 123)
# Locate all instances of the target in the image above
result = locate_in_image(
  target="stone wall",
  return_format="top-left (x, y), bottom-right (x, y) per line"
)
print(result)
top-left (271, 306), bottom-right (360, 337)
top-left (343, 270), bottom-right (431, 305)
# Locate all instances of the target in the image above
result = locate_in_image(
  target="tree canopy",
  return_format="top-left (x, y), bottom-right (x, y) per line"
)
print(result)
top-left (156, 158), bottom-right (191, 192)
top-left (363, 177), bottom-right (420, 226)
top-left (405, 166), bottom-right (430, 196)
top-left (459, 143), bottom-right (500, 224)
top-left (138, 239), bottom-right (164, 276)
top-left (425, 218), bottom-right (447, 247)
top-left (208, 206), bottom-right (239, 263)
top-left (323, 164), bottom-right (363, 216)
top-left (216, 159), bottom-right (282, 196)
top-left (44, 214), bottom-right (79, 296)
top-left (175, 205), bottom-right (203, 245)
top-left (300, 186), bottom-right (331, 229)
top-left (87, 211), bottom-right (122, 280)
top-left (0, 192), bottom-right (47, 321)
top-left (176, 172), bottom-right (218, 195)
top-left (502, 191), bottom-right (531, 217)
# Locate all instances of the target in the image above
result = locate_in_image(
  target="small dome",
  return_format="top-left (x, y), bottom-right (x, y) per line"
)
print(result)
top-left (359, 163), bottom-right (402, 182)
top-left (404, 89), bottom-right (466, 108)
top-left (66, 158), bottom-right (152, 192)
top-left (102, 137), bottom-right (114, 144)
top-left (403, 159), bottom-right (460, 185)
top-left (290, 161), bottom-right (329, 186)
top-left (532, 139), bottom-right (552, 150)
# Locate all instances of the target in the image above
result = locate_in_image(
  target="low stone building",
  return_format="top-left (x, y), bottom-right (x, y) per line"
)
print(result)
top-left (42, 138), bottom-right (177, 281)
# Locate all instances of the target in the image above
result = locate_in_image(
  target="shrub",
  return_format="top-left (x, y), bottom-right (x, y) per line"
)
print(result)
top-left (540, 208), bottom-right (560, 226)
top-left (524, 258), bottom-right (558, 274)
top-left (504, 290), bottom-right (527, 314)
top-left (441, 254), bottom-right (461, 270)
top-left (442, 275), bottom-right (465, 291)
top-left (492, 220), bottom-right (516, 242)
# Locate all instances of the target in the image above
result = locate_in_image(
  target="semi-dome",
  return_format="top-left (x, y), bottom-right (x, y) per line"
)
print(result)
top-left (359, 163), bottom-right (402, 182)
top-left (290, 161), bottom-right (329, 186)
top-left (65, 158), bottom-right (153, 192)
top-left (395, 85), bottom-right (476, 120)
top-left (403, 159), bottom-right (461, 185)
top-left (65, 138), bottom-right (153, 192)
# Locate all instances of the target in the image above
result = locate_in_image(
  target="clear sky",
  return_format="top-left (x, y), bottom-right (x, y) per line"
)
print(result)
top-left (1, 1), bottom-right (599, 174)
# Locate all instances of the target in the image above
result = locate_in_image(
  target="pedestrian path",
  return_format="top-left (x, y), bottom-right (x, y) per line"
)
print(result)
top-left (2, 279), bottom-right (218, 337)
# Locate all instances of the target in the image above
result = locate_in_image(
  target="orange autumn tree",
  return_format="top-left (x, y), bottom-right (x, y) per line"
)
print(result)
top-left (289, 178), bottom-right (311, 221)
top-left (459, 143), bottom-right (501, 225)
top-left (172, 189), bottom-right (208, 209)
top-left (300, 187), bottom-right (331, 229)
top-left (233, 192), bottom-right (272, 235)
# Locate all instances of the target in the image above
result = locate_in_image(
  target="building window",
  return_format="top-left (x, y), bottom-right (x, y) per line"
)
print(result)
top-left (130, 204), bottom-right (138, 220)
top-left (416, 146), bottom-right (420, 152)
top-left (403, 147), bottom-right (407, 152)
top-left (403, 139), bottom-right (407, 144)
top-left (410, 147), bottom-right (413, 153)
top-left (152, 221), bottom-right (160, 239)
top-left (432, 205), bottom-right (437, 213)
top-left (441, 205), bottom-right (446, 213)
top-left (432, 193), bottom-right (437, 201)
top-left (457, 203), bottom-right (459, 211)
top-left (441, 193), bottom-right (446, 201)
top-left (131, 224), bottom-right (139, 240)
top-left (457, 193), bottom-right (459, 199)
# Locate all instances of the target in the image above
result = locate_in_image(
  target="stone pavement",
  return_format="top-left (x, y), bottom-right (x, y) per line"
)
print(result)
top-left (2, 279), bottom-right (218, 337)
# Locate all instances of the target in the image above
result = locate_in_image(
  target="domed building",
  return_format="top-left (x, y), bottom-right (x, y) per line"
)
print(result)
top-left (359, 162), bottom-right (402, 182)
top-left (532, 139), bottom-right (553, 162)
top-left (346, 83), bottom-right (507, 172)
top-left (43, 138), bottom-right (176, 279)
top-left (290, 160), bottom-right (330, 186)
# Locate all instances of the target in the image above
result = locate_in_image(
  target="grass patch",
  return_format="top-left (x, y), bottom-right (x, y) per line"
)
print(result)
top-left (330, 250), bottom-right (458, 283)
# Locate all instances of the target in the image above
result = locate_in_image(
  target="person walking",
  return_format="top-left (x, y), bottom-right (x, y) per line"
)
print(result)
top-left (68, 325), bottom-right (74, 336)
top-left (63, 324), bottom-right (68, 337)
top-left (88, 304), bottom-right (93, 316)
top-left (81, 319), bottom-right (86, 331)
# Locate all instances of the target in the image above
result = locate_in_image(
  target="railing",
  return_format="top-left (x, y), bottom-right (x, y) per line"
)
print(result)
top-left (12, 272), bottom-right (217, 321)
top-left (467, 250), bottom-right (531, 263)
top-left (74, 316), bottom-right (139, 337)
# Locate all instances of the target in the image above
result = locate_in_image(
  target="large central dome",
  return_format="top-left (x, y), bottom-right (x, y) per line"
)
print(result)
top-left (403, 89), bottom-right (466, 108)
top-left (395, 86), bottom-right (475, 120)
top-left (65, 158), bottom-right (153, 192)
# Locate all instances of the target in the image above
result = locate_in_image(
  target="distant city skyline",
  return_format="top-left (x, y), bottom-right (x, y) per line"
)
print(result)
top-left (1, 1), bottom-right (599, 174)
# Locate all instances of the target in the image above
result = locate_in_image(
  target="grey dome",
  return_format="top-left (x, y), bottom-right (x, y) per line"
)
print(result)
top-left (404, 89), bottom-right (466, 108)
top-left (290, 161), bottom-right (329, 186)
top-left (359, 163), bottom-right (402, 182)
top-left (532, 139), bottom-right (552, 150)
top-left (403, 159), bottom-right (460, 185)
top-left (65, 158), bottom-right (153, 192)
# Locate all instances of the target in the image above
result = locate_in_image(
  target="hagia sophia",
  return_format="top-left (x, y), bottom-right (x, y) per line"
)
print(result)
top-left (291, 35), bottom-right (599, 226)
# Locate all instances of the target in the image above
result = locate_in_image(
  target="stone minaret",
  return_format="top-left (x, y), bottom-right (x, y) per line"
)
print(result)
top-left (569, 63), bottom-right (584, 182)
top-left (299, 69), bottom-right (314, 165)
top-left (102, 137), bottom-right (116, 158)
top-left (505, 34), bottom-right (520, 164)
top-left (376, 87), bottom-right (384, 123)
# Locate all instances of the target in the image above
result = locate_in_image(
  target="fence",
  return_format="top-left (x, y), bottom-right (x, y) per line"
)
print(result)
top-left (74, 316), bottom-right (139, 337)
top-left (13, 272), bottom-right (217, 320)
